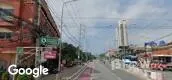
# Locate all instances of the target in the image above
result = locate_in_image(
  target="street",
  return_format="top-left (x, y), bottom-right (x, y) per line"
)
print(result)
top-left (41, 65), bottom-right (83, 80)
top-left (79, 60), bottom-right (145, 80)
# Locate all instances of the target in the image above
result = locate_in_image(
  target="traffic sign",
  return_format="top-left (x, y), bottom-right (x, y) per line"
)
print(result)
top-left (40, 36), bottom-right (60, 45)
top-left (16, 47), bottom-right (24, 55)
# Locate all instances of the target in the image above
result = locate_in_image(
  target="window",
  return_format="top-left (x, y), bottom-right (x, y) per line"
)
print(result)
top-left (0, 8), bottom-right (14, 20)
top-left (0, 32), bottom-right (5, 39)
top-left (0, 3), bottom-right (14, 21)
top-left (0, 28), bottom-right (13, 39)
top-left (0, 32), bottom-right (12, 39)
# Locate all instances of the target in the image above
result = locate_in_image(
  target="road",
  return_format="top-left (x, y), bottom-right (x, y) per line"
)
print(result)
top-left (79, 60), bottom-right (145, 80)
top-left (40, 65), bottom-right (83, 80)
top-left (40, 61), bottom-right (172, 80)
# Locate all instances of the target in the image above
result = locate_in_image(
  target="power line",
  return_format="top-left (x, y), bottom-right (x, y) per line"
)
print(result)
top-left (47, 16), bottom-right (172, 20)
top-left (47, 1), bottom-right (80, 44)
top-left (62, 28), bottom-right (79, 44)
top-left (64, 5), bottom-right (80, 27)
top-left (63, 25), bottom-right (79, 42)
top-left (152, 32), bottom-right (172, 42)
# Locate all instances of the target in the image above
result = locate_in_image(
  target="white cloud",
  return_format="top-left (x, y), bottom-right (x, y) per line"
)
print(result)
top-left (122, 0), bottom-right (151, 19)
top-left (46, 0), bottom-right (172, 54)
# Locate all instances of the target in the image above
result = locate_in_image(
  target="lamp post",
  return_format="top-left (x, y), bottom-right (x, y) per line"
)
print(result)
top-left (58, 0), bottom-right (78, 72)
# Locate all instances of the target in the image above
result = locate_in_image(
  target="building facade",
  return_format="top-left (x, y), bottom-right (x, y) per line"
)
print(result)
top-left (0, 0), bottom-right (60, 69)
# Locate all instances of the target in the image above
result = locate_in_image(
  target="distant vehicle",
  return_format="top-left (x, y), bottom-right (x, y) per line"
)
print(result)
top-left (122, 55), bottom-right (137, 65)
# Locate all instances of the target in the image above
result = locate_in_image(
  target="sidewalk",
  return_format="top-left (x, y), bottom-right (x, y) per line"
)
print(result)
top-left (41, 65), bottom-right (83, 80)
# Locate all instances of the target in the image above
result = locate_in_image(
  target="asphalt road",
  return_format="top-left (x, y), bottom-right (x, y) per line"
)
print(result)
top-left (40, 65), bottom-right (83, 80)
top-left (91, 60), bottom-right (145, 80)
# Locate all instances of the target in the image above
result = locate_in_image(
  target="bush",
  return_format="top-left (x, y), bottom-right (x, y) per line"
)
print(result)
top-left (14, 74), bottom-right (19, 80)
top-left (1, 72), bottom-right (9, 80)
top-left (17, 74), bottom-right (29, 80)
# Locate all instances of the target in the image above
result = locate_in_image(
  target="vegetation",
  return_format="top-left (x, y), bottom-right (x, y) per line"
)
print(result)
top-left (42, 42), bottom-right (95, 73)
top-left (16, 74), bottom-right (30, 80)
top-left (1, 72), bottom-right (8, 80)
top-left (61, 42), bottom-right (95, 65)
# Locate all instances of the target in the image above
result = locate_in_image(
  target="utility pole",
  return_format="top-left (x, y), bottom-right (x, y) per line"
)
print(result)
top-left (78, 24), bottom-right (82, 61)
top-left (35, 0), bottom-right (41, 66)
top-left (57, 1), bottom-right (78, 79)
top-left (19, 0), bottom-right (24, 46)
top-left (83, 25), bottom-right (87, 61)
top-left (58, 1), bottom-right (65, 73)
top-left (35, 0), bottom-right (41, 80)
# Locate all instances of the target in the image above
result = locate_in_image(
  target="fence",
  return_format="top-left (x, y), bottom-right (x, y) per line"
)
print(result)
top-left (111, 59), bottom-right (164, 80)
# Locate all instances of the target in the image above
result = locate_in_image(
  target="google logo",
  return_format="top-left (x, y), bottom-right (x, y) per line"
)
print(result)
top-left (8, 64), bottom-right (49, 78)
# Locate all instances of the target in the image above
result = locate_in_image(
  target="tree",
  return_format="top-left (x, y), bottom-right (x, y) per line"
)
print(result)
top-left (61, 43), bottom-right (78, 62)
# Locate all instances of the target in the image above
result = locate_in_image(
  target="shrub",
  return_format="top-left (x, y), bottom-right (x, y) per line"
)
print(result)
top-left (1, 72), bottom-right (9, 80)
top-left (17, 74), bottom-right (29, 80)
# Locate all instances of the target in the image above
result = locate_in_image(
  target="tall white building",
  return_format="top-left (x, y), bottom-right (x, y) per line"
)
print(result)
top-left (116, 20), bottom-right (128, 47)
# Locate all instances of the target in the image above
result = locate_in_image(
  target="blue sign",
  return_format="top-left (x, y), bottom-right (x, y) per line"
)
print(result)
top-left (159, 40), bottom-right (166, 46)
top-left (145, 40), bottom-right (166, 46)
top-left (145, 41), bottom-right (157, 46)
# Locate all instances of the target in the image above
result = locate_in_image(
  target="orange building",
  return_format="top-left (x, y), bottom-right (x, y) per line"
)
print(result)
top-left (0, 0), bottom-right (60, 69)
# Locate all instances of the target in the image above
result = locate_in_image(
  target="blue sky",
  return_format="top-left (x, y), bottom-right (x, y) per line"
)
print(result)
top-left (46, 0), bottom-right (172, 55)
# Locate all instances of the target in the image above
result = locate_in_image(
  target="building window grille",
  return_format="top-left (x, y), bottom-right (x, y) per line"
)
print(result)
top-left (0, 32), bottom-right (12, 39)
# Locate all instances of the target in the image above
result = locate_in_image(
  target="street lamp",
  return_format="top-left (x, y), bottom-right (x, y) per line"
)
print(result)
top-left (58, 0), bottom-right (78, 72)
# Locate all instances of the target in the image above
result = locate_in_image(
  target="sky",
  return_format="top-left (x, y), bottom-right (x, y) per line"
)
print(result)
top-left (46, 0), bottom-right (172, 55)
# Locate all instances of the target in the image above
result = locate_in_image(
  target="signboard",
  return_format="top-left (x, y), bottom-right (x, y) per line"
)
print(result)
top-left (40, 36), bottom-right (60, 46)
top-left (44, 51), bottom-right (56, 59)
top-left (159, 40), bottom-right (166, 46)
top-left (145, 41), bottom-right (157, 46)
top-left (145, 40), bottom-right (166, 46)
top-left (16, 47), bottom-right (24, 55)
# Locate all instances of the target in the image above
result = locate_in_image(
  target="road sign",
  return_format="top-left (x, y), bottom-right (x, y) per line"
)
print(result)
top-left (44, 51), bottom-right (56, 59)
top-left (16, 47), bottom-right (24, 55)
top-left (40, 36), bottom-right (59, 45)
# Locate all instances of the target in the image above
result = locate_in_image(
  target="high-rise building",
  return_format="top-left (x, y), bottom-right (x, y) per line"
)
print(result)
top-left (117, 20), bottom-right (128, 47)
